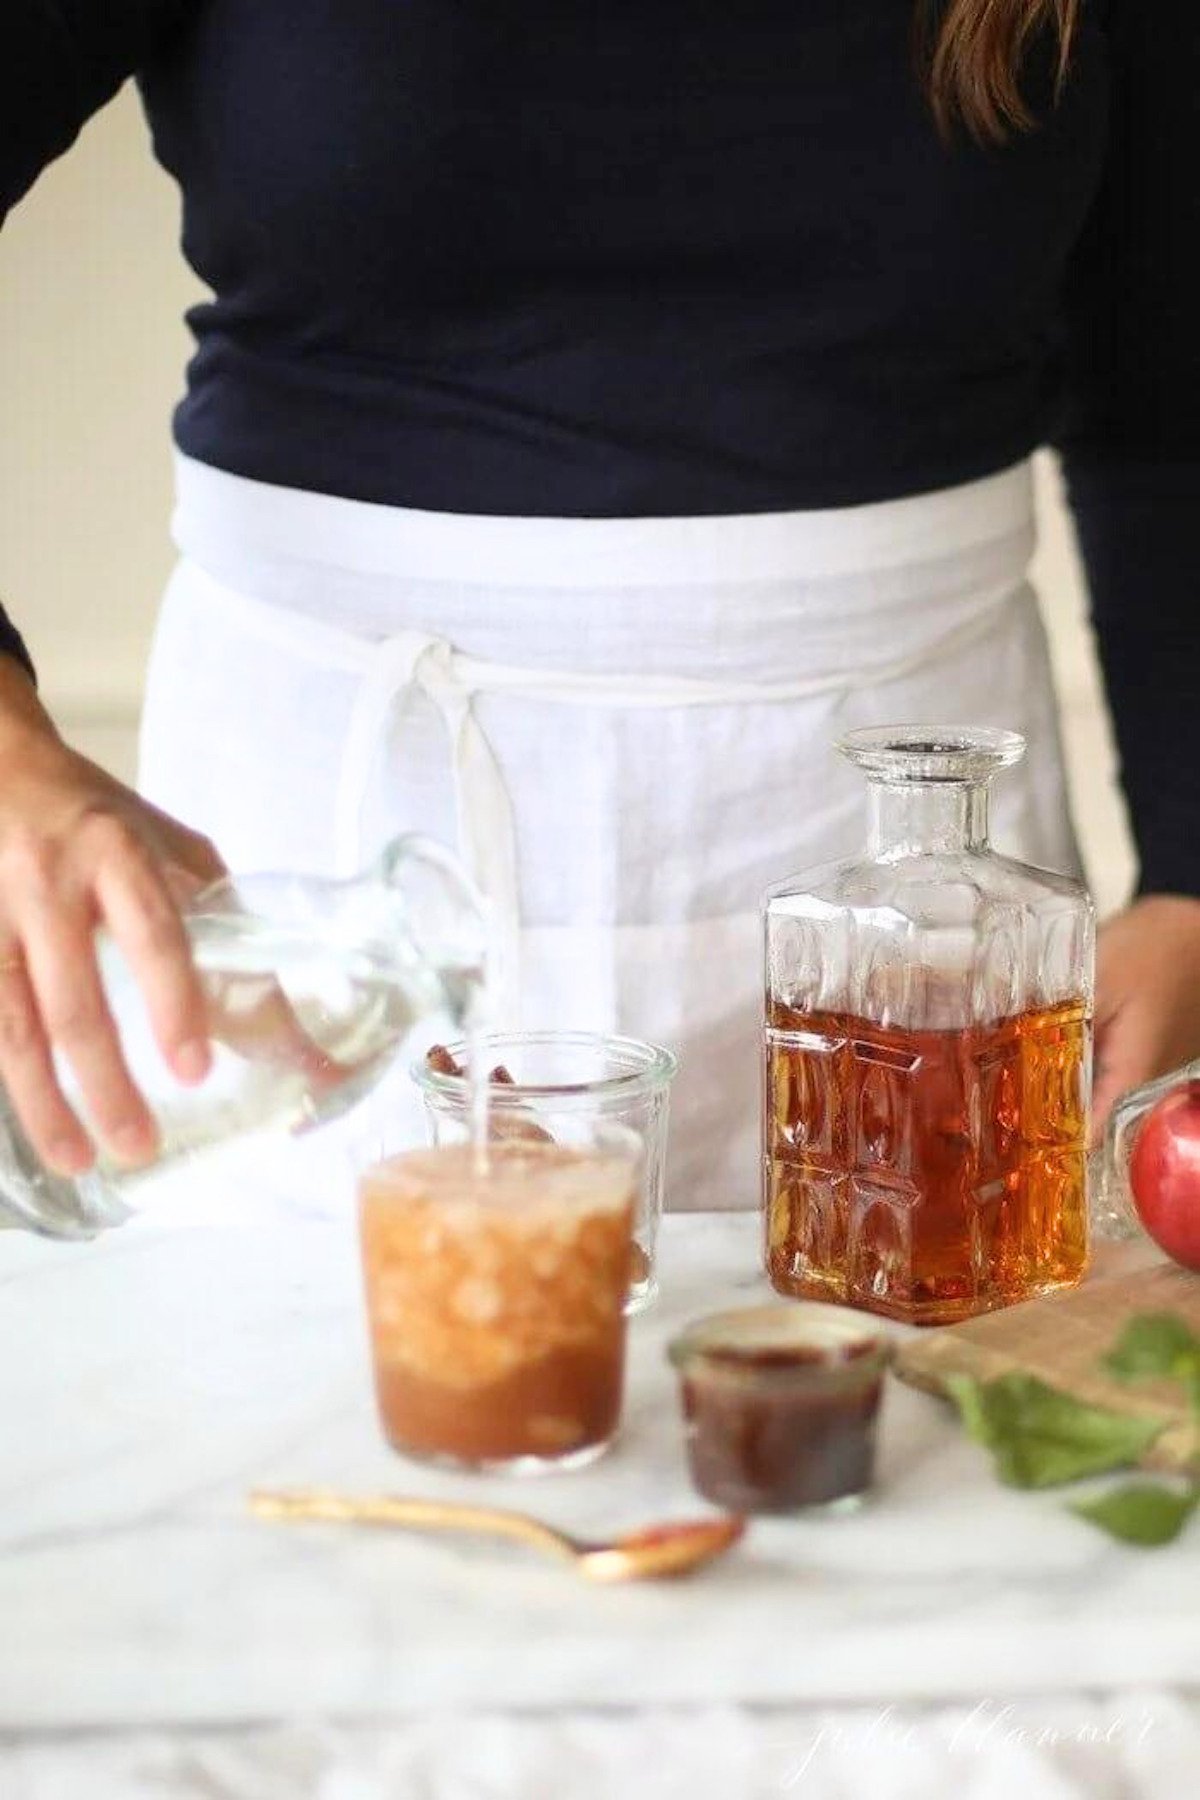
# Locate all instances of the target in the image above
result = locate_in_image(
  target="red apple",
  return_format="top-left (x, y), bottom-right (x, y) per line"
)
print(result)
top-left (1129, 1079), bottom-right (1200, 1271)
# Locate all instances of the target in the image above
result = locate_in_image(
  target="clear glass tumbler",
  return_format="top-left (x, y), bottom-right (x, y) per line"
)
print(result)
top-left (412, 1032), bottom-right (677, 1311)
top-left (1095, 1059), bottom-right (1200, 1241)
top-left (359, 1128), bottom-right (640, 1473)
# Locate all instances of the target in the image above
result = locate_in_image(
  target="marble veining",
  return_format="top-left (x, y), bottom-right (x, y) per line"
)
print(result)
top-left (0, 1196), bottom-right (1197, 1730)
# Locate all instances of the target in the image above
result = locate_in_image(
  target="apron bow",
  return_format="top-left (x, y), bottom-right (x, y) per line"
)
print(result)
top-left (335, 629), bottom-right (522, 1024)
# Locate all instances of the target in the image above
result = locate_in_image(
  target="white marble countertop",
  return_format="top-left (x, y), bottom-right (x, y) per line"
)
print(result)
top-left (1, 1198), bottom-right (1197, 1738)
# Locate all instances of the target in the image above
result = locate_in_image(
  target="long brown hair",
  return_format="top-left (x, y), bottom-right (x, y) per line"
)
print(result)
top-left (922, 0), bottom-right (1081, 141)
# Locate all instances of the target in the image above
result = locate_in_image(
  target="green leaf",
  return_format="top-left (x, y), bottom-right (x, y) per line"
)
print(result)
top-left (942, 1373), bottom-right (995, 1447)
top-left (1072, 1482), bottom-right (1200, 1548)
top-left (1103, 1314), bottom-right (1200, 1394)
top-left (943, 1371), bottom-right (1166, 1489)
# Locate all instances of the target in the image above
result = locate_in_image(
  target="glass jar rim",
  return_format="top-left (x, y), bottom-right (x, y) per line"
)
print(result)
top-left (668, 1303), bottom-right (892, 1382)
top-left (838, 724), bottom-right (1025, 784)
top-left (412, 1030), bottom-right (679, 1103)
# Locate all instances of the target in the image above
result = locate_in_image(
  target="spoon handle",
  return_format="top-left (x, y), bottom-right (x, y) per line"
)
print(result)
top-left (249, 1488), bottom-right (579, 1563)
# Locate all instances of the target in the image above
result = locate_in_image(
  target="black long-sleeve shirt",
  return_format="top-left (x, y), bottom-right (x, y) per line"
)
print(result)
top-left (1, 2), bottom-right (1196, 895)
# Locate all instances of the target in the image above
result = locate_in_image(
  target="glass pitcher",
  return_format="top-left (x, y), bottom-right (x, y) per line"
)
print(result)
top-left (0, 836), bottom-right (487, 1239)
top-left (763, 726), bottom-right (1094, 1325)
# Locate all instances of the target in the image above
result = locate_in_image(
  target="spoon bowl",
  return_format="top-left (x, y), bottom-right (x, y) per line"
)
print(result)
top-left (577, 1516), bottom-right (747, 1581)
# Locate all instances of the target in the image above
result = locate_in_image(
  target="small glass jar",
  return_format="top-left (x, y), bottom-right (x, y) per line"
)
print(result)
top-left (413, 1032), bottom-right (677, 1312)
top-left (764, 726), bottom-right (1094, 1326)
top-left (668, 1304), bottom-right (891, 1514)
top-left (359, 1130), bottom-right (640, 1473)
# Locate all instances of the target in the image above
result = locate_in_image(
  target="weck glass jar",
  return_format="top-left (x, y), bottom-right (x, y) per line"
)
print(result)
top-left (412, 1031), bottom-right (677, 1311)
top-left (763, 726), bottom-right (1093, 1325)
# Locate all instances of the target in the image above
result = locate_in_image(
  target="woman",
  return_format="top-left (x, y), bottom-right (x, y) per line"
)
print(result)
top-left (0, 0), bottom-right (1197, 1207)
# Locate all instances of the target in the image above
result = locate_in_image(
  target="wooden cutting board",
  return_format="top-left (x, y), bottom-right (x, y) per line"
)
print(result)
top-left (895, 1242), bottom-right (1200, 1472)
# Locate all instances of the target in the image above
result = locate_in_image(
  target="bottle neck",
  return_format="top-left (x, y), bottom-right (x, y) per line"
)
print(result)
top-left (867, 780), bottom-right (990, 858)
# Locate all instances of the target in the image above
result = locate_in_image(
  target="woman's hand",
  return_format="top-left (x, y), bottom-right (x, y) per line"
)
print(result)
top-left (1092, 894), bottom-right (1200, 1143)
top-left (0, 664), bottom-right (224, 1176)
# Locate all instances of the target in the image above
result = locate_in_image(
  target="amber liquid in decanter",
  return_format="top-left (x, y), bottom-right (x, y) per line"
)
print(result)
top-left (765, 997), bottom-right (1089, 1325)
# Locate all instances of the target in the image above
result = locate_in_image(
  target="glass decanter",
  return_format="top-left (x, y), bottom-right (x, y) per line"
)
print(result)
top-left (763, 726), bottom-right (1094, 1325)
top-left (0, 836), bottom-right (487, 1239)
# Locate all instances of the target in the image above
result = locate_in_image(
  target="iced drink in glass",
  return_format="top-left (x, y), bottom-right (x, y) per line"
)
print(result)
top-left (360, 1137), bottom-right (638, 1472)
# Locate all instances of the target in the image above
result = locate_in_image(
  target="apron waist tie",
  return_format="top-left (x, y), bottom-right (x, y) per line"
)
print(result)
top-left (191, 569), bottom-right (1025, 1027)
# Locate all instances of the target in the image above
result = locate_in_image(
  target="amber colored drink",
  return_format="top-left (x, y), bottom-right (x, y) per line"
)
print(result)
top-left (360, 1142), bottom-right (635, 1470)
top-left (764, 998), bottom-right (1089, 1325)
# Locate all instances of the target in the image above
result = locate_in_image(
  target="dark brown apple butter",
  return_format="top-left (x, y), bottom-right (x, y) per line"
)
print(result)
top-left (669, 1305), bottom-right (890, 1513)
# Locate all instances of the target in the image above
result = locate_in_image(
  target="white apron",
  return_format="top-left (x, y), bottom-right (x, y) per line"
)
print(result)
top-left (138, 453), bottom-right (1080, 1213)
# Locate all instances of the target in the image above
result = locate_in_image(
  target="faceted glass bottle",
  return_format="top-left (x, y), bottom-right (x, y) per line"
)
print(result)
top-left (764, 727), bottom-right (1093, 1325)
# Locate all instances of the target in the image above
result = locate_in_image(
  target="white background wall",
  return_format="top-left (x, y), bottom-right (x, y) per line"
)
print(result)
top-left (0, 88), bottom-right (1136, 914)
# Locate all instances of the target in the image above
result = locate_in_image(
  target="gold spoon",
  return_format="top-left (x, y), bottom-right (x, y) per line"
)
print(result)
top-left (250, 1488), bottom-right (745, 1582)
